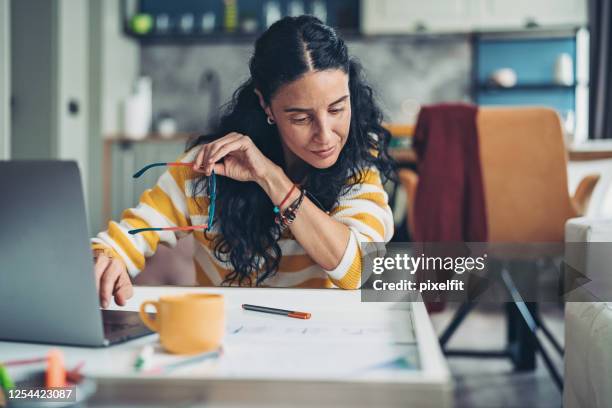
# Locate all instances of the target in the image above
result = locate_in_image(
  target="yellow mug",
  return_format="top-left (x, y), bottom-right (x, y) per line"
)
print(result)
top-left (139, 293), bottom-right (224, 355)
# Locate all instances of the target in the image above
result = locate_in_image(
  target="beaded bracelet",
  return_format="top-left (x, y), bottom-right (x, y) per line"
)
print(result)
top-left (273, 184), bottom-right (297, 215)
top-left (274, 188), bottom-right (306, 228)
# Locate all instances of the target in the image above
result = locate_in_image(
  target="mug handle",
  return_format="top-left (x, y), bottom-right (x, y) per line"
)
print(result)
top-left (139, 300), bottom-right (160, 332)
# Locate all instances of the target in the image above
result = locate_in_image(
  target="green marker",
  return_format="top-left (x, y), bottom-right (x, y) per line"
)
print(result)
top-left (0, 364), bottom-right (15, 389)
top-left (134, 345), bottom-right (154, 372)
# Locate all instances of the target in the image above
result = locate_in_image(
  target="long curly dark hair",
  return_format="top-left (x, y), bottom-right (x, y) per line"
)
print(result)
top-left (188, 15), bottom-right (395, 286)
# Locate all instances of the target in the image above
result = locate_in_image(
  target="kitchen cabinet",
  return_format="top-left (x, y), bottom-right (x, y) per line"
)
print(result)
top-left (361, 0), bottom-right (472, 33)
top-left (123, 0), bottom-right (360, 42)
top-left (472, 0), bottom-right (587, 30)
top-left (360, 0), bottom-right (587, 34)
top-left (124, 0), bottom-right (587, 39)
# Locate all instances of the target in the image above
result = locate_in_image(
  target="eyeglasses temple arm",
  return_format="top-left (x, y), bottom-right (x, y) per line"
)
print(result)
top-left (129, 225), bottom-right (208, 235)
top-left (133, 162), bottom-right (168, 178)
top-left (133, 162), bottom-right (194, 178)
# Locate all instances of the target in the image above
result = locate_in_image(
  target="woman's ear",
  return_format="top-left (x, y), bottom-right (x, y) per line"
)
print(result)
top-left (254, 88), bottom-right (274, 120)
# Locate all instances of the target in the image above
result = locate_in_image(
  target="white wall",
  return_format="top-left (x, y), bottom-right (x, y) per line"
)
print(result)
top-left (10, 0), bottom-right (55, 159)
top-left (0, 0), bottom-right (9, 160)
top-left (87, 0), bottom-right (139, 233)
top-left (101, 0), bottom-right (139, 136)
top-left (56, 0), bottom-right (89, 200)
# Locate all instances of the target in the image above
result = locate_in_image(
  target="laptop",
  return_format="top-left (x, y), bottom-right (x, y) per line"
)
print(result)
top-left (0, 161), bottom-right (153, 346)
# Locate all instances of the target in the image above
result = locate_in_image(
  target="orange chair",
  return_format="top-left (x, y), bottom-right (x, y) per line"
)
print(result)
top-left (400, 107), bottom-right (599, 241)
top-left (398, 107), bottom-right (600, 390)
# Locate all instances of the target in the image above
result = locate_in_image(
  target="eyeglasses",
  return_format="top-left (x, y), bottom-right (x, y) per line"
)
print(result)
top-left (128, 162), bottom-right (216, 235)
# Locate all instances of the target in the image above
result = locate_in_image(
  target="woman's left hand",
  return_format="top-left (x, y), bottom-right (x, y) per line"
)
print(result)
top-left (192, 132), bottom-right (277, 183)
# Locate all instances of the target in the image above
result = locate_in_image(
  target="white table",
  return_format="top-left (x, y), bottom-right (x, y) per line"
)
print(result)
top-left (0, 286), bottom-right (451, 407)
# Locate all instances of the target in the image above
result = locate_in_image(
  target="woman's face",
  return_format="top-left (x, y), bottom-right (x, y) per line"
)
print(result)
top-left (266, 69), bottom-right (351, 169)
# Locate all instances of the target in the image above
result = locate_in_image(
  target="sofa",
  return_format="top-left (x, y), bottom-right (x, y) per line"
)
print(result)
top-left (564, 217), bottom-right (612, 408)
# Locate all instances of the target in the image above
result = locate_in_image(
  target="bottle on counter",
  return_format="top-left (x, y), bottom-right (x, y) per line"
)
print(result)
top-left (123, 77), bottom-right (152, 140)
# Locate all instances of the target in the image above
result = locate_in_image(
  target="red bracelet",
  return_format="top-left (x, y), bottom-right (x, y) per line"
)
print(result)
top-left (273, 184), bottom-right (297, 214)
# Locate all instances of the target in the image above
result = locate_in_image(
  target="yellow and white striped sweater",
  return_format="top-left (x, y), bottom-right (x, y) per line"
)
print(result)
top-left (92, 148), bottom-right (393, 289)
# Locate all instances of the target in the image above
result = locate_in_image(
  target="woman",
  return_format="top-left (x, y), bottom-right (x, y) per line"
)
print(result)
top-left (92, 15), bottom-right (395, 308)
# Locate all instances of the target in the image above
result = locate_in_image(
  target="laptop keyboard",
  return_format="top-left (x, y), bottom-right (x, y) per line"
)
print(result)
top-left (101, 310), bottom-right (154, 344)
top-left (104, 321), bottom-right (140, 331)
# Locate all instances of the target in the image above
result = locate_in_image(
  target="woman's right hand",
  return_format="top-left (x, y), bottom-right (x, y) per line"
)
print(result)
top-left (94, 252), bottom-right (133, 309)
top-left (192, 132), bottom-right (277, 184)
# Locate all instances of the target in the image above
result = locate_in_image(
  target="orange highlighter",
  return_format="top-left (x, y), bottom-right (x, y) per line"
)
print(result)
top-left (46, 349), bottom-right (66, 388)
top-left (242, 304), bottom-right (311, 319)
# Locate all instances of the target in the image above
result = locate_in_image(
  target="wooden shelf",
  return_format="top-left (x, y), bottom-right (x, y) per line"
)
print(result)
top-left (124, 28), bottom-right (363, 44)
top-left (121, 0), bottom-right (362, 44)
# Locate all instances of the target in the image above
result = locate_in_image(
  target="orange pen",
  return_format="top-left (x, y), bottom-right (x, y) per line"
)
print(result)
top-left (242, 304), bottom-right (311, 319)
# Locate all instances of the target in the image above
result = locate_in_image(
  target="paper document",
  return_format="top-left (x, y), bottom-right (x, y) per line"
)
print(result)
top-left (225, 305), bottom-right (416, 345)
top-left (143, 306), bottom-right (420, 379)
top-left (226, 321), bottom-right (415, 344)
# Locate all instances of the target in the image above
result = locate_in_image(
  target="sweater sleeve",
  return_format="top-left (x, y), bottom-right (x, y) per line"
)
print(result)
top-left (323, 167), bottom-right (394, 289)
top-left (91, 149), bottom-right (202, 277)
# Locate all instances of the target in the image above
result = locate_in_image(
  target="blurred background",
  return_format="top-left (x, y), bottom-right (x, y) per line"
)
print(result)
top-left (2, 0), bottom-right (610, 237)
top-left (1, 1), bottom-right (612, 407)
